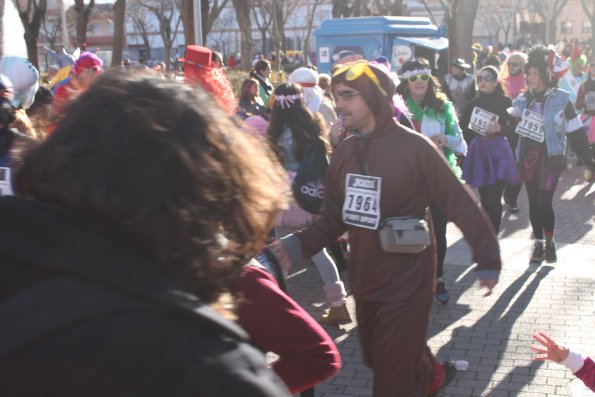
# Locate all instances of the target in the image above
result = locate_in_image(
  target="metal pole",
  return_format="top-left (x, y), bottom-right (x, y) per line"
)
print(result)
top-left (61, 0), bottom-right (69, 49)
top-left (193, 0), bottom-right (203, 46)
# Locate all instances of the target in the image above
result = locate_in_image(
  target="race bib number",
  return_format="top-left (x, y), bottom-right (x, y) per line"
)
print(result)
top-left (342, 173), bottom-right (381, 230)
top-left (515, 109), bottom-right (545, 143)
top-left (586, 92), bottom-right (595, 112)
top-left (469, 107), bottom-right (498, 135)
top-left (0, 167), bottom-right (13, 196)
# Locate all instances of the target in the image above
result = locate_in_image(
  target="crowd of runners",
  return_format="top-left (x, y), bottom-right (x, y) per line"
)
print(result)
top-left (0, 39), bottom-right (592, 397)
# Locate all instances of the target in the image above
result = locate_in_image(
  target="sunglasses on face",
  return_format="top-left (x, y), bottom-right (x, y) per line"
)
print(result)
top-left (407, 74), bottom-right (430, 83)
top-left (477, 74), bottom-right (496, 83)
top-left (508, 62), bottom-right (521, 68)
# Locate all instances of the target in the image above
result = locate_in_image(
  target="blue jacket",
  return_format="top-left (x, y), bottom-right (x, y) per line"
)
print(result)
top-left (511, 88), bottom-right (582, 159)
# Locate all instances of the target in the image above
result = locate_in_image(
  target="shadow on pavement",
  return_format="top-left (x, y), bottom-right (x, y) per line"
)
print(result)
top-left (431, 265), bottom-right (553, 396)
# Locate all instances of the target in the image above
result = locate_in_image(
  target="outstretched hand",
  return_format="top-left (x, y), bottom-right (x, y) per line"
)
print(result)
top-left (531, 331), bottom-right (569, 363)
top-left (479, 279), bottom-right (496, 296)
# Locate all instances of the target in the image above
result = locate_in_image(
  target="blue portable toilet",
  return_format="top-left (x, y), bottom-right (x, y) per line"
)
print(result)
top-left (314, 16), bottom-right (448, 74)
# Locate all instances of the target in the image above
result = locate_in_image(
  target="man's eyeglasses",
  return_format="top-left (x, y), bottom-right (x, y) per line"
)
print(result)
top-left (407, 74), bottom-right (430, 83)
top-left (477, 74), bottom-right (496, 83)
top-left (333, 91), bottom-right (362, 101)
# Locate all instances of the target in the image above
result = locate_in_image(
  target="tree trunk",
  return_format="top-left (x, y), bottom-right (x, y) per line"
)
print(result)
top-left (74, 0), bottom-right (95, 49)
top-left (232, 0), bottom-right (253, 69)
top-left (447, 0), bottom-right (478, 66)
top-left (547, 16), bottom-right (557, 43)
top-left (24, 33), bottom-right (39, 68)
top-left (332, 0), bottom-right (350, 17)
top-left (164, 42), bottom-right (171, 70)
top-left (201, 0), bottom-right (208, 43)
top-left (111, 0), bottom-right (126, 67)
top-left (181, 0), bottom-right (194, 45)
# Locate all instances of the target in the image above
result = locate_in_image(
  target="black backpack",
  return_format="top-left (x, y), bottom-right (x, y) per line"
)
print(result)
top-left (292, 138), bottom-right (329, 214)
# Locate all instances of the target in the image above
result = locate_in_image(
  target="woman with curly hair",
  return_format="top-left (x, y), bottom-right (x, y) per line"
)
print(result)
top-left (0, 70), bottom-right (291, 396)
top-left (395, 58), bottom-right (465, 305)
top-left (268, 82), bottom-right (351, 325)
top-left (509, 46), bottom-right (595, 263)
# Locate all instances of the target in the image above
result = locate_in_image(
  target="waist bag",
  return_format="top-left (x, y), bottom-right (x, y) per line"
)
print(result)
top-left (378, 216), bottom-right (431, 254)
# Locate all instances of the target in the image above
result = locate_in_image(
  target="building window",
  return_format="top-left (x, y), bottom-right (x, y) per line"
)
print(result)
top-left (583, 21), bottom-right (591, 34)
top-left (561, 21), bottom-right (572, 34)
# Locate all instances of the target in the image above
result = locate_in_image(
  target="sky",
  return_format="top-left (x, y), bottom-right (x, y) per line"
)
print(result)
top-left (3, 0), bottom-right (27, 57)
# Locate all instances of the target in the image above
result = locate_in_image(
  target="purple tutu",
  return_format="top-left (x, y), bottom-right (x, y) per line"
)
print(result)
top-left (462, 136), bottom-right (518, 188)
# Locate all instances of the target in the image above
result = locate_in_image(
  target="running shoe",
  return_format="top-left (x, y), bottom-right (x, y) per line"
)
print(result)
top-left (435, 278), bottom-right (449, 305)
top-left (545, 240), bottom-right (557, 263)
top-left (530, 241), bottom-right (544, 262)
top-left (427, 361), bottom-right (457, 397)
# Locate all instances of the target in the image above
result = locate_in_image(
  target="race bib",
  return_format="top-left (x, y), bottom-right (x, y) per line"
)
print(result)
top-left (586, 92), bottom-right (595, 112)
top-left (342, 173), bottom-right (381, 230)
top-left (515, 109), bottom-right (545, 143)
top-left (468, 107), bottom-right (499, 135)
top-left (0, 167), bottom-right (13, 196)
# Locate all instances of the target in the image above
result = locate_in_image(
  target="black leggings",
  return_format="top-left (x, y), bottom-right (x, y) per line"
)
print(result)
top-left (431, 204), bottom-right (447, 279)
top-left (525, 178), bottom-right (556, 240)
top-left (478, 181), bottom-right (506, 233)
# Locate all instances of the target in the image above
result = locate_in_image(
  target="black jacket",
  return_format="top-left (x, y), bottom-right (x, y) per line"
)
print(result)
top-left (0, 197), bottom-right (290, 397)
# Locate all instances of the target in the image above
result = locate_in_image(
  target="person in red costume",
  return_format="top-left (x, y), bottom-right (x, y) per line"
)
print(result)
top-left (501, 52), bottom-right (528, 100)
top-left (531, 331), bottom-right (595, 393)
top-left (180, 45), bottom-right (237, 115)
top-left (236, 263), bottom-right (341, 394)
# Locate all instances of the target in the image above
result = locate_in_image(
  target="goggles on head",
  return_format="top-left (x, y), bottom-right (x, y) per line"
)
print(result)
top-left (333, 60), bottom-right (388, 97)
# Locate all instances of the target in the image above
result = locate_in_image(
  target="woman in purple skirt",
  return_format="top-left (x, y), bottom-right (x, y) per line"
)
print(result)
top-left (460, 66), bottom-right (518, 233)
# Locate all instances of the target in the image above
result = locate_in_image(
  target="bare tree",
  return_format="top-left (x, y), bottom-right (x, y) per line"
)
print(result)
top-left (303, 0), bottom-right (324, 64)
top-left (41, 14), bottom-right (62, 50)
top-left (418, 0), bottom-right (438, 25)
top-left (111, 0), bottom-right (126, 67)
top-left (202, 0), bottom-right (229, 40)
top-left (444, 0), bottom-right (479, 64)
top-left (137, 0), bottom-right (182, 69)
top-left (581, 0), bottom-right (595, 51)
top-left (477, 11), bottom-right (500, 45)
top-left (495, 1), bottom-right (516, 45)
top-left (370, 0), bottom-right (406, 15)
top-left (13, 0), bottom-right (48, 68)
top-left (231, 0), bottom-right (253, 69)
top-left (73, 0), bottom-right (95, 49)
top-left (331, 0), bottom-right (352, 17)
top-left (529, 0), bottom-right (569, 43)
top-left (180, 0), bottom-right (193, 44)
top-left (252, 0), bottom-right (273, 55)
top-left (127, 3), bottom-right (154, 60)
top-left (259, 0), bottom-right (299, 68)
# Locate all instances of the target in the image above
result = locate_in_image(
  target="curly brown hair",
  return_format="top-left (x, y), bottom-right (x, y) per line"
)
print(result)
top-left (16, 70), bottom-right (289, 304)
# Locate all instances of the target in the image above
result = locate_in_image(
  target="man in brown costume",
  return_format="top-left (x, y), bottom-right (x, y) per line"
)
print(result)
top-left (268, 60), bottom-right (501, 397)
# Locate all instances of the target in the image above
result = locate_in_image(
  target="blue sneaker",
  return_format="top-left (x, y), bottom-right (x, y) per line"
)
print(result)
top-left (435, 278), bottom-right (449, 304)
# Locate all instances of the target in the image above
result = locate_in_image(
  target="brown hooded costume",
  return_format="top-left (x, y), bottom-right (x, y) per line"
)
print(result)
top-left (276, 62), bottom-right (501, 397)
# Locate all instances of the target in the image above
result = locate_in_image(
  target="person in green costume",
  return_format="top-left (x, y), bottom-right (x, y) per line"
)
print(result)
top-left (396, 57), bottom-right (466, 305)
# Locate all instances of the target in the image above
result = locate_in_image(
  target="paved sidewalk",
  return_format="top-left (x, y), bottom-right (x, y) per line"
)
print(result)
top-left (284, 165), bottom-right (595, 397)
